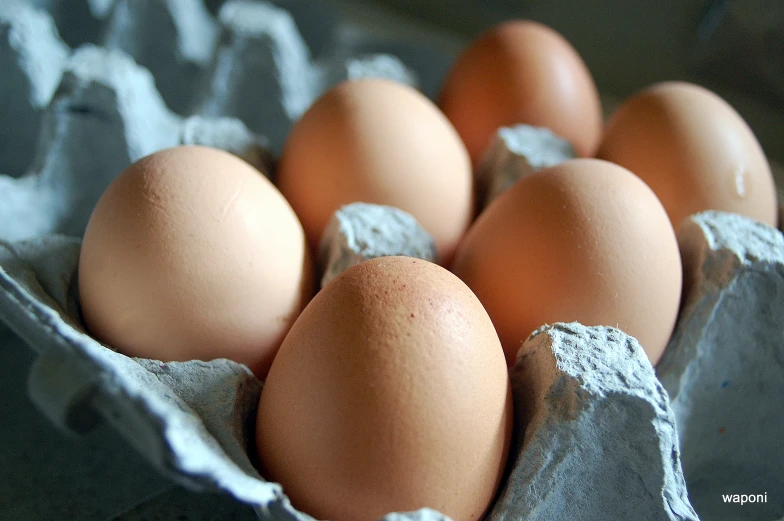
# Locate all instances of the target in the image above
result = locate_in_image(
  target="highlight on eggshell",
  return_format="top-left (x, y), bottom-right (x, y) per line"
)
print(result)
top-left (438, 19), bottom-right (603, 167)
top-left (257, 256), bottom-right (512, 521)
top-left (598, 81), bottom-right (778, 231)
top-left (451, 158), bottom-right (683, 367)
top-left (276, 77), bottom-right (474, 267)
top-left (78, 145), bottom-right (315, 379)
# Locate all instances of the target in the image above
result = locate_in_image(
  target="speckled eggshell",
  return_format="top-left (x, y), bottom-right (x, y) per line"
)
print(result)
top-left (256, 256), bottom-right (512, 521)
top-left (78, 145), bottom-right (314, 378)
top-left (598, 81), bottom-right (778, 230)
top-left (452, 158), bottom-right (682, 366)
top-left (438, 20), bottom-right (603, 166)
top-left (276, 78), bottom-right (474, 267)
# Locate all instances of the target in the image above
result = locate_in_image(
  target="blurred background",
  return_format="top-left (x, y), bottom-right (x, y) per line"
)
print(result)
top-left (336, 0), bottom-right (784, 164)
top-left (20, 0), bottom-right (784, 160)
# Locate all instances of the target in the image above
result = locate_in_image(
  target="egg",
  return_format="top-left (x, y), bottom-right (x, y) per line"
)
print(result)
top-left (276, 78), bottom-right (473, 266)
top-left (256, 256), bottom-right (512, 521)
top-left (598, 81), bottom-right (778, 230)
top-left (78, 145), bottom-right (314, 378)
top-left (438, 20), bottom-right (602, 166)
top-left (452, 159), bottom-right (682, 366)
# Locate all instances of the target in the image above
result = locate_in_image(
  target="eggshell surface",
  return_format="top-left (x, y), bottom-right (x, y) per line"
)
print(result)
top-left (598, 81), bottom-right (778, 230)
top-left (452, 159), bottom-right (682, 366)
top-left (256, 256), bottom-right (512, 521)
top-left (276, 78), bottom-right (474, 266)
top-left (78, 145), bottom-right (314, 378)
top-left (438, 20), bottom-right (602, 165)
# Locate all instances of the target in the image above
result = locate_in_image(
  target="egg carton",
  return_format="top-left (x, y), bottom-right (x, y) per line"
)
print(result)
top-left (0, 1), bottom-right (782, 520)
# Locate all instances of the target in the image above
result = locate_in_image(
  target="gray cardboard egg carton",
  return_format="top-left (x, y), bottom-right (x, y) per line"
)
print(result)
top-left (0, 1), bottom-right (782, 520)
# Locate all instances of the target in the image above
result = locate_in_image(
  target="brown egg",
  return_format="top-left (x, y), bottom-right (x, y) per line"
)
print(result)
top-left (438, 20), bottom-right (602, 166)
top-left (78, 145), bottom-right (314, 378)
top-left (598, 81), bottom-right (778, 230)
top-left (256, 256), bottom-right (512, 521)
top-left (452, 159), bottom-right (682, 366)
top-left (277, 78), bottom-right (473, 266)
